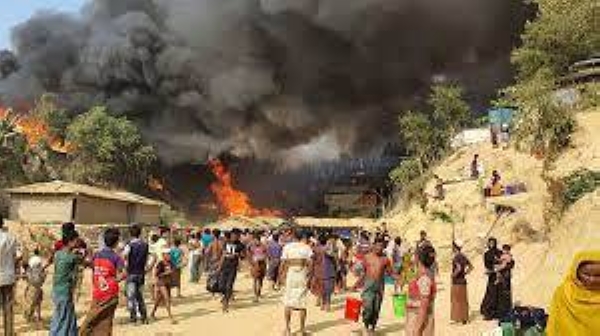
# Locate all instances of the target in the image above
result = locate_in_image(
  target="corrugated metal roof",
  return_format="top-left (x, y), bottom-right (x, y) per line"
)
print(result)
top-left (5, 180), bottom-right (162, 206)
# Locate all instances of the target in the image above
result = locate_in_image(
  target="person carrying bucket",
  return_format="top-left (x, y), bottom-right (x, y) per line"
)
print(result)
top-left (357, 237), bottom-right (398, 336)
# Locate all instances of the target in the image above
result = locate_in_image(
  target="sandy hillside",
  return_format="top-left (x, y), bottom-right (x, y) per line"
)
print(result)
top-left (383, 107), bottom-right (600, 308)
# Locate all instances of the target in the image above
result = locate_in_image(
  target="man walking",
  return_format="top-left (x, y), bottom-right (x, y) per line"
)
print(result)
top-left (219, 229), bottom-right (245, 312)
top-left (123, 224), bottom-right (150, 324)
top-left (80, 228), bottom-right (126, 335)
top-left (359, 237), bottom-right (396, 336)
top-left (0, 216), bottom-right (19, 336)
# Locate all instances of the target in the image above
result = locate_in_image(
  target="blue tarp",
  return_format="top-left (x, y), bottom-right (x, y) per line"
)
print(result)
top-left (488, 108), bottom-right (515, 126)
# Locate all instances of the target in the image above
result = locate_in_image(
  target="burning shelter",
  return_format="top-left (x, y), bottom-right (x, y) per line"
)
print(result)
top-left (324, 171), bottom-right (392, 218)
top-left (5, 180), bottom-right (162, 225)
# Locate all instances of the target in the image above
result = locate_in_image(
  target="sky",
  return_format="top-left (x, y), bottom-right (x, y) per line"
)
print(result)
top-left (0, 0), bottom-right (84, 50)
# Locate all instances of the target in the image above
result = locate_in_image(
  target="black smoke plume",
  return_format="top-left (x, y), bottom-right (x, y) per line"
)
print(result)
top-left (0, 0), bottom-right (530, 169)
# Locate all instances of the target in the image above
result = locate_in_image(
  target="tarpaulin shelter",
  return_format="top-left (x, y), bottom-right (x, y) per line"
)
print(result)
top-left (488, 108), bottom-right (516, 126)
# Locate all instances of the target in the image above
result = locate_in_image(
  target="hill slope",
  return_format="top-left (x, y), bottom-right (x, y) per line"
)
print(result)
top-left (385, 107), bottom-right (600, 308)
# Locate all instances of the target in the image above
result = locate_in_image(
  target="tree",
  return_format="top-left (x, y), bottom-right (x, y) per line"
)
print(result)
top-left (0, 115), bottom-right (28, 186)
top-left (398, 111), bottom-right (433, 167)
top-left (65, 106), bottom-right (156, 189)
top-left (506, 69), bottom-right (575, 157)
top-left (398, 84), bottom-right (471, 168)
top-left (429, 84), bottom-right (471, 137)
top-left (512, 0), bottom-right (599, 80)
top-left (392, 84), bottom-right (471, 202)
top-left (505, 0), bottom-right (594, 156)
top-left (35, 94), bottom-right (71, 141)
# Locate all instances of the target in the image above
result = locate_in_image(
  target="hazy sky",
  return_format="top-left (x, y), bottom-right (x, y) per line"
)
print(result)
top-left (0, 0), bottom-right (84, 50)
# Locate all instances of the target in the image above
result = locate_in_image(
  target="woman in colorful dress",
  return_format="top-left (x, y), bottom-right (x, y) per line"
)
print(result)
top-left (406, 244), bottom-right (437, 336)
top-left (248, 232), bottom-right (268, 302)
top-left (266, 232), bottom-right (283, 290)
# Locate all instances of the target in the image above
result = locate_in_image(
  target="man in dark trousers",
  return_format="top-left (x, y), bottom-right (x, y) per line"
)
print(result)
top-left (123, 224), bottom-right (150, 324)
top-left (219, 229), bottom-right (245, 312)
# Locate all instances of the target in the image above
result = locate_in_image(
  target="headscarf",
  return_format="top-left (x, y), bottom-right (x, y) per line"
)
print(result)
top-left (547, 250), bottom-right (600, 336)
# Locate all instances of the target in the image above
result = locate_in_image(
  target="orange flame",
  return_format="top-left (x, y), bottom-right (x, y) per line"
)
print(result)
top-left (208, 159), bottom-right (281, 217)
top-left (0, 105), bottom-right (74, 153)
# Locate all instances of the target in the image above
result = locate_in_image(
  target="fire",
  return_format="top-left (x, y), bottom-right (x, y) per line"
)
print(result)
top-left (0, 105), bottom-right (74, 153)
top-left (208, 159), bottom-right (281, 217)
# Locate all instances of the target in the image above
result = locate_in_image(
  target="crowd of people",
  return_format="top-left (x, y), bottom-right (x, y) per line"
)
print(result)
top-left (0, 215), bottom-right (437, 335)
top-left (0, 215), bottom-right (598, 335)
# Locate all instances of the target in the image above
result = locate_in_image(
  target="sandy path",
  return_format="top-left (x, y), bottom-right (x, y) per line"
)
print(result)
top-left (17, 265), bottom-right (501, 336)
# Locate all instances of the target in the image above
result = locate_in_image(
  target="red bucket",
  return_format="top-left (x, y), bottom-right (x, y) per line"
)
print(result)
top-left (344, 297), bottom-right (362, 322)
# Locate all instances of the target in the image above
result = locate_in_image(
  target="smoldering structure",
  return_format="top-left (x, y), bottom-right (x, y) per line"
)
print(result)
top-left (0, 0), bottom-right (530, 168)
top-left (0, 0), bottom-right (533, 215)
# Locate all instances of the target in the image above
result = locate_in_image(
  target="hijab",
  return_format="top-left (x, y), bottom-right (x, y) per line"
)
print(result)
top-left (547, 250), bottom-right (600, 336)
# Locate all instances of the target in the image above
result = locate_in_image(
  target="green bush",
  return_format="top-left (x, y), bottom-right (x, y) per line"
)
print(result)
top-left (430, 210), bottom-right (454, 223)
top-left (580, 83), bottom-right (600, 109)
top-left (389, 158), bottom-right (422, 186)
top-left (562, 169), bottom-right (600, 207)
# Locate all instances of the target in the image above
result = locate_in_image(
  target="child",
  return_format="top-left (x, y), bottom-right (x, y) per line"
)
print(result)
top-left (24, 249), bottom-right (47, 323)
top-left (150, 248), bottom-right (176, 324)
top-left (495, 244), bottom-right (513, 284)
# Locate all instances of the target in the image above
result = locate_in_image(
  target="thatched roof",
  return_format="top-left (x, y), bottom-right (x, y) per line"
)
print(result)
top-left (294, 217), bottom-right (374, 229)
top-left (205, 216), bottom-right (284, 230)
top-left (5, 180), bottom-right (162, 206)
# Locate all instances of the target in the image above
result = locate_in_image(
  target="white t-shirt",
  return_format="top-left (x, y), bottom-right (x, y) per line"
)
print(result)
top-left (0, 230), bottom-right (19, 286)
top-left (281, 242), bottom-right (313, 261)
top-left (150, 238), bottom-right (168, 256)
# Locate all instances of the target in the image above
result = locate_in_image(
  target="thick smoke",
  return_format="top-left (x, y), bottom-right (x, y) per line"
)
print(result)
top-left (0, 0), bottom-right (528, 167)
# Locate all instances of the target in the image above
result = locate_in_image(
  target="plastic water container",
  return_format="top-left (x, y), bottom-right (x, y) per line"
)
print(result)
top-left (500, 322), bottom-right (515, 336)
top-left (344, 297), bottom-right (362, 322)
top-left (393, 293), bottom-right (407, 318)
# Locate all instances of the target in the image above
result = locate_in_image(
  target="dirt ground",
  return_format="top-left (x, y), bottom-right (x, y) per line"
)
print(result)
top-left (10, 261), bottom-right (503, 336)
top-left (9, 109), bottom-right (599, 336)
